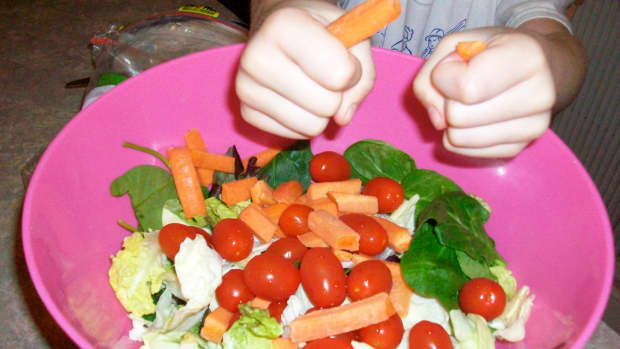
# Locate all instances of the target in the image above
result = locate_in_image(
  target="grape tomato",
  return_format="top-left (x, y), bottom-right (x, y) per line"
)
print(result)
top-left (362, 177), bottom-right (404, 213)
top-left (279, 204), bottom-right (313, 236)
top-left (339, 213), bottom-right (388, 256)
top-left (309, 151), bottom-right (351, 182)
top-left (346, 260), bottom-right (392, 301)
top-left (408, 320), bottom-right (453, 349)
top-left (458, 277), bottom-right (506, 321)
top-left (243, 252), bottom-right (300, 301)
top-left (158, 223), bottom-right (211, 260)
top-left (265, 236), bottom-right (307, 264)
top-left (211, 218), bottom-right (254, 262)
top-left (359, 314), bottom-right (404, 349)
top-left (300, 248), bottom-right (347, 308)
top-left (215, 269), bottom-right (254, 312)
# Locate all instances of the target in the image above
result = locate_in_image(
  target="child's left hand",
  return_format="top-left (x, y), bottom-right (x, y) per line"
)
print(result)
top-left (413, 27), bottom-right (556, 158)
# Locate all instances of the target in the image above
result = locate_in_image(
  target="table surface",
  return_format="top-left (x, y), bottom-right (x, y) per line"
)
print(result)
top-left (1, 0), bottom-right (617, 348)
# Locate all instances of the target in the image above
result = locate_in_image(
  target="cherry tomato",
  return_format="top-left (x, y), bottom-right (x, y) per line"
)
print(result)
top-left (158, 223), bottom-right (211, 260)
top-left (339, 214), bottom-right (388, 256)
top-left (228, 311), bottom-right (241, 330)
top-left (408, 320), bottom-right (453, 349)
top-left (459, 277), bottom-right (506, 321)
top-left (265, 237), bottom-right (308, 264)
top-left (215, 269), bottom-right (255, 312)
top-left (362, 177), bottom-right (404, 213)
top-left (243, 252), bottom-right (300, 301)
top-left (279, 204), bottom-right (313, 236)
top-left (305, 337), bottom-right (354, 349)
top-left (268, 299), bottom-right (288, 323)
top-left (300, 248), bottom-right (347, 308)
top-left (359, 314), bottom-right (404, 349)
top-left (211, 218), bottom-right (254, 262)
top-left (346, 260), bottom-right (392, 301)
top-left (310, 151), bottom-right (351, 182)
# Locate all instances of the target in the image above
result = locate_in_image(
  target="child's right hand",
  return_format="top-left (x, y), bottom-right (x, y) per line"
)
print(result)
top-left (236, 0), bottom-right (376, 139)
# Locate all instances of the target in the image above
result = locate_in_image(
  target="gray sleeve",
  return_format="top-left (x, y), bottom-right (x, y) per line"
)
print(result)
top-left (497, 0), bottom-right (574, 33)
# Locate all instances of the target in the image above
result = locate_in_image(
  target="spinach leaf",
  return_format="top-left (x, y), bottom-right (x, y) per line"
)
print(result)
top-left (401, 223), bottom-right (467, 310)
top-left (344, 139), bottom-right (416, 184)
top-left (455, 250), bottom-right (496, 280)
top-left (402, 169), bottom-right (463, 218)
top-left (110, 165), bottom-right (177, 231)
top-left (258, 141), bottom-right (313, 189)
top-left (417, 192), bottom-right (505, 266)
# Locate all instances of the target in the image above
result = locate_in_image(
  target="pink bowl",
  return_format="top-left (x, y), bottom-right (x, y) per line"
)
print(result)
top-left (22, 44), bottom-right (613, 348)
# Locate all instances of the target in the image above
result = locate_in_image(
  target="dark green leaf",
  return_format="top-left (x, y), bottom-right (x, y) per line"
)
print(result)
top-left (401, 223), bottom-right (467, 310)
top-left (455, 250), bottom-right (495, 280)
top-left (344, 139), bottom-right (416, 184)
top-left (417, 192), bottom-right (505, 266)
top-left (401, 169), bottom-right (463, 219)
top-left (257, 141), bottom-right (313, 189)
top-left (110, 165), bottom-right (177, 231)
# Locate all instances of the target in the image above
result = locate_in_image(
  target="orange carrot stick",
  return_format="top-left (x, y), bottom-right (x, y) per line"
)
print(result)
top-left (191, 149), bottom-right (236, 173)
top-left (273, 180), bottom-right (304, 204)
top-left (306, 197), bottom-right (339, 216)
top-left (371, 216), bottom-right (412, 253)
top-left (327, 192), bottom-right (379, 215)
top-left (250, 179), bottom-right (276, 205)
top-left (184, 129), bottom-right (214, 187)
top-left (456, 40), bottom-right (487, 62)
top-left (287, 292), bottom-right (395, 343)
top-left (167, 147), bottom-right (207, 219)
top-left (221, 176), bottom-right (258, 206)
top-left (297, 232), bottom-right (329, 248)
top-left (200, 307), bottom-right (234, 343)
top-left (251, 297), bottom-right (271, 310)
top-left (307, 178), bottom-right (362, 200)
top-left (239, 203), bottom-right (279, 242)
top-left (243, 148), bottom-right (282, 168)
top-left (307, 210), bottom-right (360, 251)
top-left (273, 338), bottom-right (298, 349)
top-left (263, 202), bottom-right (290, 225)
top-left (327, 0), bottom-right (401, 48)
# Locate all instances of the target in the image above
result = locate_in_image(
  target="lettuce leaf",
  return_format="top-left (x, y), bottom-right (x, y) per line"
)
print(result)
top-left (344, 139), bottom-right (416, 184)
top-left (222, 303), bottom-right (282, 349)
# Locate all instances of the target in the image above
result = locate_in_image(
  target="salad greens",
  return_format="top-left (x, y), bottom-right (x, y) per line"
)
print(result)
top-left (344, 139), bottom-right (417, 184)
top-left (257, 140), bottom-right (313, 189)
top-left (223, 304), bottom-right (282, 349)
top-left (400, 169), bottom-right (463, 219)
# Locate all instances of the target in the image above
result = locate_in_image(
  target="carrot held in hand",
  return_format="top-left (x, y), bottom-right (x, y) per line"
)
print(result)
top-left (167, 147), bottom-right (207, 219)
top-left (456, 40), bottom-right (487, 62)
top-left (327, 0), bottom-right (401, 48)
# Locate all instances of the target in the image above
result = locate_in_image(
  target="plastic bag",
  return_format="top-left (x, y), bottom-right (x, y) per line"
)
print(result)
top-left (82, 5), bottom-right (248, 108)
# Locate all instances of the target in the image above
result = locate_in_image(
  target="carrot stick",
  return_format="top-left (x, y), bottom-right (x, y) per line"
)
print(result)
top-left (263, 202), bottom-right (290, 224)
top-left (327, 192), bottom-right (379, 215)
top-left (250, 179), bottom-right (276, 205)
top-left (371, 216), bottom-right (412, 253)
top-left (287, 292), bottom-right (395, 343)
top-left (307, 210), bottom-right (359, 251)
top-left (456, 40), bottom-right (487, 62)
top-left (251, 297), bottom-right (271, 310)
top-left (184, 129), bottom-right (214, 187)
top-left (306, 197), bottom-right (339, 216)
top-left (243, 148), bottom-right (282, 168)
top-left (200, 307), bottom-right (234, 343)
top-left (239, 203), bottom-right (279, 242)
top-left (333, 249), bottom-right (353, 262)
top-left (191, 149), bottom-right (236, 173)
top-left (327, 0), bottom-right (401, 48)
top-left (307, 178), bottom-right (362, 200)
top-left (273, 338), bottom-right (298, 349)
top-left (297, 232), bottom-right (329, 248)
top-left (221, 176), bottom-right (258, 206)
top-left (273, 180), bottom-right (304, 204)
top-left (167, 147), bottom-right (207, 219)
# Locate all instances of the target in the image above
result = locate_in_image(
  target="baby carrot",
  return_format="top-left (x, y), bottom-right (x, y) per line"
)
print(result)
top-left (167, 147), bottom-right (207, 219)
top-left (327, 0), bottom-right (401, 48)
top-left (456, 40), bottom-right (487, 62)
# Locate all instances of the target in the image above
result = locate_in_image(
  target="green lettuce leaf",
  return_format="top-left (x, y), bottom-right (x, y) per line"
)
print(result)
top-left (344, 139), bottom-right (416, 184)
top-left (110, 165), bottom-right (177, 231)
top-left (401, 169), bottom-right (463, 218)
top-left (222, 303), bottom-right (282, 349)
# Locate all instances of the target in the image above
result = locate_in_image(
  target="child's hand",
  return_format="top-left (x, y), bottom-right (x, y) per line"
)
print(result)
top-left (413, 27), bottom-right (556, 158)
top-left (236, 0), bottom-right (376, 139)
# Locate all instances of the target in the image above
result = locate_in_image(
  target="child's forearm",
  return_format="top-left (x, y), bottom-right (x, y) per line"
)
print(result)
top-left (518, 18), bottom-right (587, 113)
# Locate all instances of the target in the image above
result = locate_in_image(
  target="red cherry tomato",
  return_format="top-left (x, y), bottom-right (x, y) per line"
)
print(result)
top-left (459, 277), bottom-right (506, 321)
top-left (362, 177), bottom-right (404, 213)
top-left (300, 248), bottom-right (347, 308)
top-left (309, 151), bottom-right (351, 182)
top-left (211, 218), bottom-right (254, 262)
top-left (346, 260), bottom-right (393, 301)
top-left (408, 320), bottom-right (453, 349)
top-left (305, 337), bottom-right (354, 349)
top-left (339, 213), bottom-right (388, 256)
top-left (243, 252), bottom-right (300, 301)
top-left (215, 269), bottom-right (255, 312)
top-left (279, 204), bottom-right (313, 236)
top-left (268, 299), bottom-right (288, 323)
top-left (265, 237), bottom-right (308, 264)
top-left (158, 223), bottom-right (211, 260)
top-left (228, 311), bottom-right (241, 330)
top-left (359, 314), bottom-right (404, 349)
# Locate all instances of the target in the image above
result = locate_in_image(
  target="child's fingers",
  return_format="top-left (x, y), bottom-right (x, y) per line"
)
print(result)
top-left (444, 112), bottom-right (550, 148)
top-left (443, 133), bottom-right (529, 158)
top-left (444, 72), bottom-right (555, 128)
top-left (240, 104), bottom-right (308, 139)
top-left (236, 70), bottom-right (332, 137)
top-left (431, 32), bottom-right (548, 104)
top-left (333, 40), bottom-right (376, 125)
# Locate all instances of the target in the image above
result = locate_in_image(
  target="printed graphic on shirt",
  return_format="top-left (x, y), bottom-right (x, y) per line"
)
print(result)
top-left (421, 18), bottom-right (467, 58)
top-left (390, 25), bottom-right (414, 54)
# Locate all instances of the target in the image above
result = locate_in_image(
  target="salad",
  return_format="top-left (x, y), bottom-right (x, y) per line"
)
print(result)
top-left (108, 129), bottom-right (534, 349)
